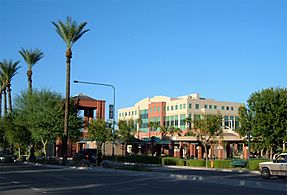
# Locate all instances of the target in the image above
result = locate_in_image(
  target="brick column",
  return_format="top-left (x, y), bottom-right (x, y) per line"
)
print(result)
top-left (190, 144), bottom-right (196, 158)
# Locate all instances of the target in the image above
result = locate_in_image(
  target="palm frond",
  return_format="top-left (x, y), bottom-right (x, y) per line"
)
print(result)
top-left (19, 48), bottom-right (44, 69)
top-left (52, 16), bottom-right (90, 48)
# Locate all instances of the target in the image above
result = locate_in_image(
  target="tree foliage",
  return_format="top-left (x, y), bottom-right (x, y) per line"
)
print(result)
top-left (117, 119), bottom-right (136, 144)
top-left (239, 87), bottom-right (287, 153)
top-left (13, 89), bottom-right (82, 157)
top-left (88, 119), bottom-right (112, 151)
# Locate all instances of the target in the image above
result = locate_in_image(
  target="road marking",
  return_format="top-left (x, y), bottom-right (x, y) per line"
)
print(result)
top-left (31, 187), bottom-right (41, 191)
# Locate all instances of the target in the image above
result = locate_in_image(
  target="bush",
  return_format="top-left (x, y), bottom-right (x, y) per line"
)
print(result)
top-left (214, 160), bottom-right (232, 168)
top-left (248, 159), bottom-right (270, 170)
top-left (162, 157), bottom-right (177, 165)
top-left (104, 155), bottom-right (162, 165)
top-left (186, 159), bottom-right (205, 167)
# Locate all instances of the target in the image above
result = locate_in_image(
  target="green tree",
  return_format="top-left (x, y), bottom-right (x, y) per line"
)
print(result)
top-left (168, 126), bottom-right (182, 136)
top-left (239, 87), bottom-right (287, 158)
top-left (117, 119), bottom-right (136, 155)
top-left (192, 113), bottom-right (223, 167)
top-left (88, 119), bottom-right (112, 162)
top-left (0, 59), bottom-right (21, 114)
top-left (52, 17), bottom-right (89, 164)
top-left (14, 89), bottom-right (82, 158)
top-left (18, 48), bottom-right (44, 92)
top-left (159, 125), bottom-right (168, 138)
top-left (2, 114), bottom-right (31, 159)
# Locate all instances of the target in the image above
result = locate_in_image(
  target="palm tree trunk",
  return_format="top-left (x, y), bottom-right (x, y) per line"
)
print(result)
top-left (63, 48), bottom-right (72, 165)
top-left (0, 90), bottom-right (2, 117)
top-left (7, 84), bottom-right (12, 113)
top-left (3, 88), bottom-right (7, 116)
top-left (27, 70), bottom-right (32, 92)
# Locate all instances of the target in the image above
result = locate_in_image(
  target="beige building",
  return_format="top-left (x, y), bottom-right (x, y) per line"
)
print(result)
top-left (118, 93), bottom-right (242, 139)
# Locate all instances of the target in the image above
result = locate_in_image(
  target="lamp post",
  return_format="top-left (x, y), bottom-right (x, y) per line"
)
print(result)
top-left (73, 80), bottom-right (116, 158)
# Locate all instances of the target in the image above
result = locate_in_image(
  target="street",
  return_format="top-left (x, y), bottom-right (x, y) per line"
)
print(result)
top-left (0, 162), bottom-right (286, 195)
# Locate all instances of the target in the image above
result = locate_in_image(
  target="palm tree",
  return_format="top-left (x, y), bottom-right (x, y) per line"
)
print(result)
top-left (19, 48), bottom-right (44, 92)
top-left (52, 16), bottom-right (89, 164)
top-left (168, 126), bottom-right (182, 136)
top-left (0, 59), bottom-right (20, 113)
top-left (159, 125), bottom-right (168, 139)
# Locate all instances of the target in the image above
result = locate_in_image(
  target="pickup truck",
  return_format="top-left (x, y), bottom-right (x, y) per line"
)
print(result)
top-left (259, 153), bottom-right (287, 179)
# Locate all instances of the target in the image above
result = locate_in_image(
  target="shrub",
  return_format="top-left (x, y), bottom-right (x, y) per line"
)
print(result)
top-left (248, 159), bottom-right (270, 170)
top-left (162, 157), bottom-right (177, 165)
top-left (214, 160), bottom-right (232, 168)
top-left (186, 159), bottom-right (205, 167)
top-left (104, 155), bottom-right (162, 165)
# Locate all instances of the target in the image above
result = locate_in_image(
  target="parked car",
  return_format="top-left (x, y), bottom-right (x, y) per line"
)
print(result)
top-left (73, 149), bottom-right (98, 164)
top-left (0, 150), bottom-right (16, 163)
top-left (259, 153), bottom-right (287, 179)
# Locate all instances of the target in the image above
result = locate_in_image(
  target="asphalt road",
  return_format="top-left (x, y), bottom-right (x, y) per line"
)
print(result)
top-left (0, 162), bottom-right (286, 195)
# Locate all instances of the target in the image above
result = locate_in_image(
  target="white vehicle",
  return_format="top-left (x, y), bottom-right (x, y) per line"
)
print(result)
top-left (259, 153), bottom-right (287, 179)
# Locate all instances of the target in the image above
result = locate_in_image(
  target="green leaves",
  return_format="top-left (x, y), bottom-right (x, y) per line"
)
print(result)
top-left (88, 119), bottom-right (112, 149)
top-left (52, 16), bottom-right (90, 48)
top-left (18, 48), bottom-right (44, 69)
top-left (239, 87), bottom-right (287, 150)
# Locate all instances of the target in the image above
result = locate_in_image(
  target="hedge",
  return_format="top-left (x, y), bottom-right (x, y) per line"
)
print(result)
top-left (214, 160), bottom-right (232, 168)
top-left (104, 155), bottom-right (162, 165)
top-left (248, 159), bottom-right (270, 170)
top-left (186, 159), bottom-right (205, 167)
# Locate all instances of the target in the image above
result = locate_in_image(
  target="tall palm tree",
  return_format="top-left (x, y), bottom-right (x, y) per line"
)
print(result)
top-left (52, 16), bottom-right (89, 164)
top-left (0, 59), bottom-right (20, 113)
top-left (19, 48), bottom-right (44, 92)
top-left (0, 74), bottom-right (3, 117)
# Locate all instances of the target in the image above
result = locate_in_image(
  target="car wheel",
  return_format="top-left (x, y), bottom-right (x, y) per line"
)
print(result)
top-left (261, 167), bottom-right (271, 179)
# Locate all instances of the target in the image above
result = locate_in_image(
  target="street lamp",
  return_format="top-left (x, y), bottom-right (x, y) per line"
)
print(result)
top-left (73, 80), bottom-right (116, 158)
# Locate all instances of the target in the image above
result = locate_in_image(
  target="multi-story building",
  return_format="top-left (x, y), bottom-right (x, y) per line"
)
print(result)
top-left (118, 93), bottom-right (246, 159)
top-left (118, 93), bottom-right (242, 139)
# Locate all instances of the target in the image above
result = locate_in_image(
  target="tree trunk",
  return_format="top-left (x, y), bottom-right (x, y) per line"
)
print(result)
top-left (18, 146), bottom-right (21, 160)
top-left (3, 88), bottom-right (7, 116)
top-left (63, 48), bottom-right (72, 165)
top-left (7, 84), bottom-right (12, 113)
top-left (42, 139), bottom-right (47, 158)
top-left (0, 90), bottom-right (2, 116)
top-left (27, 69), bottom-right (32, 92)
top-left (205, 143), bottom-right (208, 168)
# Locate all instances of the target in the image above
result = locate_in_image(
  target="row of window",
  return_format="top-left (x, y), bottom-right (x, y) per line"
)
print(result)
top-left (119, 104), bottom-right (236, 117)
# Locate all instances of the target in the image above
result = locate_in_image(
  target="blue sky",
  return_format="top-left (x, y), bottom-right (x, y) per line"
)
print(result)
top-left (0, 0), bottom-right (286, 116)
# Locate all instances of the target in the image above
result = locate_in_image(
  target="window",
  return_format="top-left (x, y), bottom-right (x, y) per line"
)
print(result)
top-left (214, 105), bottom-right (217, 109)
top-left (135, 111), bottom-right (137, 115)
top-left (171, 106), bottom-right (174, 111)
top-left (222, 106), bottom-right (225, 110)
top-left (226, 106), bottom-right (229, 110)
top-left (119, 113), bottom-right (121, 117)
top-left (231, 107), bottom-right (234, 111)
top-left (158, 107), bottom-right (160, 112)
top-left (154, 107), bottom-right (157, 112)
top-left (180, 104), bottom-right (182, 109)
top-left (175, 105), bottom-right (178, 110)
top-left (167, 106), bottom-right (169, 111)
top-left (129, 112), bottom-right (131, 116)
top-left (132, 111), bottom-right (134, 115)
top-left (204, 105), bottom-right (208, 109)
top-left (196, 104), bottom-right (200, 109)
top-left (125, 112), bottom-right (127, 116)
top-left (189, 103), bottom-right (192, 109)
top-left (209, 105), bottom-right (212, 109)
top-left (183, 104), bottom-right (186, 109)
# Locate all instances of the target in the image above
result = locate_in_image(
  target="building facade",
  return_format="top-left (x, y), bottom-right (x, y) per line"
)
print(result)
top-left (118, 93), bottom-right (242, 139)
